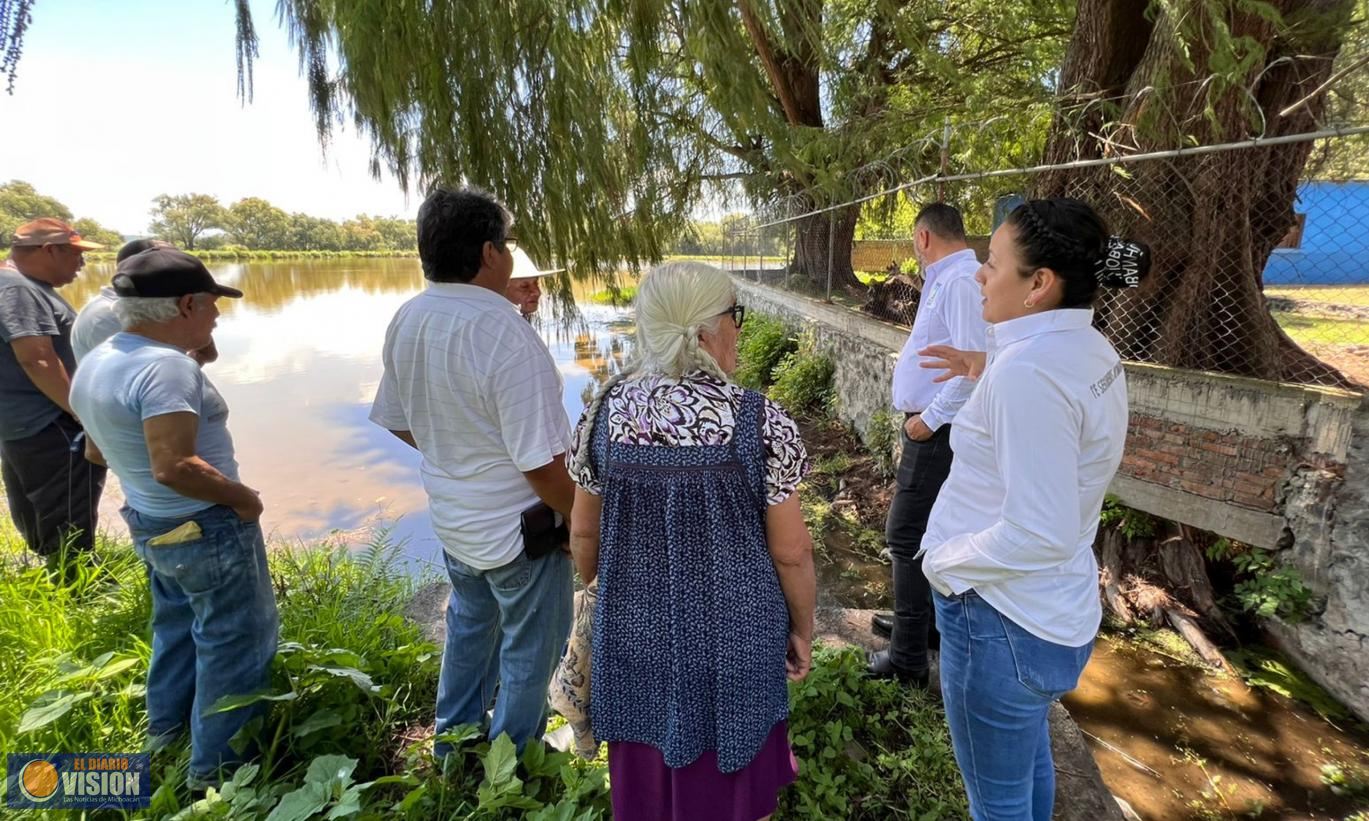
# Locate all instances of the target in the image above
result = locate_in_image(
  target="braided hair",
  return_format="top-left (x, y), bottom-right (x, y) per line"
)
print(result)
top-left (1006, 199), bottom-right (1151, 308)
top-left (568, 262), bottom-right (735, 481)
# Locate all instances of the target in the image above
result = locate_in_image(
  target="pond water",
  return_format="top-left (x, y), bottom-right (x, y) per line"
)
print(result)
top-left (70, 258), bottom-right (633, 575)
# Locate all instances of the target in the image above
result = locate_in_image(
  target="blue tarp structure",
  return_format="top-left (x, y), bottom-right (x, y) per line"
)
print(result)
top-left (1263, 181), bottom-right (1369, 286)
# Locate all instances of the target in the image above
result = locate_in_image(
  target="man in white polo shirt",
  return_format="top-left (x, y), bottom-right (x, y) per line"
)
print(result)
top-left (370, 187), bottom-right (574, 758)
top-left (868, 203), bottom-right (988, 688)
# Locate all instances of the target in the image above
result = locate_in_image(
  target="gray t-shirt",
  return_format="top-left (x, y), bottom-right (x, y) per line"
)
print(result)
top-left (0, 261), bottom-right (78, 441)
top-left (71, 333), bottom-right (240, 518)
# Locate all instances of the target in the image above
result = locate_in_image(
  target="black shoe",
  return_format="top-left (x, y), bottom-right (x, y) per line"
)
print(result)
top-left (865, 650), bottom-right (929, 688)
top-left (871, 612), bottom-right (894, 638)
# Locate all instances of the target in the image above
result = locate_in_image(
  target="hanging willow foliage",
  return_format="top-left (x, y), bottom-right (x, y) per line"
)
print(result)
top-left (234, 0), bottom-right (1071, 280)
top-left (0, 0), bottom-right (34, 94)
top-left (0, 0), bottom-right (1072, 280)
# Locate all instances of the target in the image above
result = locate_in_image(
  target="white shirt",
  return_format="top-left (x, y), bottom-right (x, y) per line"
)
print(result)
top-left (920, 309), bottom-right (1129, 647)
top-left (891, 248), bottom-right (987, 430)
top-left (369, 282), bottom-right (571, 570)
top-left (72, 287), bottom-right (122, 363)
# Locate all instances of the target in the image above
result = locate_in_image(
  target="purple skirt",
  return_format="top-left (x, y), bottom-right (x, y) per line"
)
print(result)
top-left (607, 720), bottom-right (799, 821)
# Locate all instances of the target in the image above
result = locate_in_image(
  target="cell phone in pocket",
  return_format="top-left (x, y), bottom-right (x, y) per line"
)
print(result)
top-left (520, 501), bottom-right (568, 560)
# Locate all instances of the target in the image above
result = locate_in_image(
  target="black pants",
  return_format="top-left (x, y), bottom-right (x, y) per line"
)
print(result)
top-left (885, 420), bottom-right (954, 673)
top-left (1, 414), bottom-right (107, 559)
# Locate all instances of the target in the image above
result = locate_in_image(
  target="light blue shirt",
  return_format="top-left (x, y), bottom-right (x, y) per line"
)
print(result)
top-left (71, 332), bottom-right (239, 517)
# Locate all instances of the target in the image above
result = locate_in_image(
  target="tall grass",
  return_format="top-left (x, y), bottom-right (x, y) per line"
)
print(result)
top-left (0, 521), bottom-right (965, 819)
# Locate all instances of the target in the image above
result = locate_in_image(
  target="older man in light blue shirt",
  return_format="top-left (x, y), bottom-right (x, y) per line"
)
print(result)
top-left (868, 203), bottom-right (988, 687)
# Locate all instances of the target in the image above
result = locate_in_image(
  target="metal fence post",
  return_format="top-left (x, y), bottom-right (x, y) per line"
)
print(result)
top-left (759, 225), bottom-right (766, 286)
top-left (826, 211), bottom-right (836, 302)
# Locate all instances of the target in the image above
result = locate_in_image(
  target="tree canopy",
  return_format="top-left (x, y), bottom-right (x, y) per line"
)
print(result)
top-left (0, 180), bottom-right (120, 247)
top-left (225, 0), bottom-right (1070, 284)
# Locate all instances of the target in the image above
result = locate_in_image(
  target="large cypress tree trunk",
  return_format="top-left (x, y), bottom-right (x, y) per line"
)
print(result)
top-left (791, 205), bottom-right (862, 291)
top-left (1035, 0), bottom-right (1355, 388)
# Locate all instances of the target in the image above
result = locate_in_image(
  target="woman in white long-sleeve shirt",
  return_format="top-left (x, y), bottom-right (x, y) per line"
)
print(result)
top-left (918, 198), bottom-right (1150, 821)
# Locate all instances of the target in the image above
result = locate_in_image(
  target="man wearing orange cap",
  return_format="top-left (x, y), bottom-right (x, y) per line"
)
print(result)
top-left (0, 218), bottom-right (107, 576)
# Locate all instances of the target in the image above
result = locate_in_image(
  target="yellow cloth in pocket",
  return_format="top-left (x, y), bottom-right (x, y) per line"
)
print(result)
top-left (148, 521), bottom-right (202, 547)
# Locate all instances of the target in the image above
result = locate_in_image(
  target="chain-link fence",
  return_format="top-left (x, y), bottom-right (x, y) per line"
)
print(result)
top-left (717, 126), bottom-right (1369, 392)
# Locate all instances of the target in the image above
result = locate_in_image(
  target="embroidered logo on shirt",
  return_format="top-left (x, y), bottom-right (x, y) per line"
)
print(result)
top-left (1089, 362), bottom-right (1125, 398)
top-left (925, 281), bottom-right (944, 308)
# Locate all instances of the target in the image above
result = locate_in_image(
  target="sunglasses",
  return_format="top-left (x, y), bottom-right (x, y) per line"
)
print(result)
top-left (721, 304), bottom-right (746, 329)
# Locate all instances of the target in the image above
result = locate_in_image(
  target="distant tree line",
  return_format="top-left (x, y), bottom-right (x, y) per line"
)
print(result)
top-left (150, 194), bottom-right (417, 252)
top-left (1, 180), bottom-right (417, 253)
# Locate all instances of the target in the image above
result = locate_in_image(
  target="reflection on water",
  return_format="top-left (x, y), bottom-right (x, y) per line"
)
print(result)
top-left (78, 259), bottom-right (633, 573)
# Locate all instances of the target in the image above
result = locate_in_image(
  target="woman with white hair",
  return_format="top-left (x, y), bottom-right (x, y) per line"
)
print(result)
top-left (568, 262), bottom-right (817, 821)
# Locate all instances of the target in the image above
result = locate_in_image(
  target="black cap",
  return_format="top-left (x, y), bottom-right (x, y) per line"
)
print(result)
top-left (111, 248), bottom-right (244, 299)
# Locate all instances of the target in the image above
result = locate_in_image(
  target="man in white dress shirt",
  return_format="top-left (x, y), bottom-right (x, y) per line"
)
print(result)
top-left (369, 187), bottom-right (575, 758)
top-left (868, 204), bottom-right (988, 687)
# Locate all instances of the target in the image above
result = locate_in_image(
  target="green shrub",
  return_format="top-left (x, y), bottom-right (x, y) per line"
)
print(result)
top-left (865, 409), bottom-right (898, 478)
top-left (769, 334), bottom-right (835, 414)
top-left (735, 314), bottom-right (798, 390)
top-left (783, 645), bottom-right (968, 819)
top-left (1099, 495), bottom-right (1156, 539)
top-left (1205, 539), bottom-right (1314, 622)
top-left (585, 284), bottom-right (638, 305)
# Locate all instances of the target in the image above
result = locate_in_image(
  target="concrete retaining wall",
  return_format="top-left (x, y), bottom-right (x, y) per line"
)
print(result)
top-left (735, 278), bottom-right (1369, 721)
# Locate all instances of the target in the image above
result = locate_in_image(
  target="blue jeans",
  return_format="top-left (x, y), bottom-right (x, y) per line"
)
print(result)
top-left (933, 590), bottom-right (1093, 821)
top-left (123, 504), bottom-right (279, 786)
top-left (433, 548), bottom-right (572, 759)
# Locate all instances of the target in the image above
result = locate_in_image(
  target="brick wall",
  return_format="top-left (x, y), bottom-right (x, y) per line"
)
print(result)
top-left (1122, 417), bottom-right (1293, 511)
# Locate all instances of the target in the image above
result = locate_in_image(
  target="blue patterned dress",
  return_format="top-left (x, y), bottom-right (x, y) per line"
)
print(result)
top-left (573, 373), bottom-right (807, 778)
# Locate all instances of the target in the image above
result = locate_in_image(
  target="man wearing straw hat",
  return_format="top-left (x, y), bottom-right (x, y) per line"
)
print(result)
top-left (0, 218), bottom-right (106, 575)
top-left (505, 247), bottom-right (563, 320)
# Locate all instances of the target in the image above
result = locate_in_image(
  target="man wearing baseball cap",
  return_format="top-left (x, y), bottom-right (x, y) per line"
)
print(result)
top-left (504, 246), bottom-right (562, 320)
top-left (71, 247), bottom-right (276, 790)
top-left (0, 218), bottom-right (106, 577)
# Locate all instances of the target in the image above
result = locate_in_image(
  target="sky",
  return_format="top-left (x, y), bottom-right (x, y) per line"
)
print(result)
top-left (0, 0), bottom-right (414, 235)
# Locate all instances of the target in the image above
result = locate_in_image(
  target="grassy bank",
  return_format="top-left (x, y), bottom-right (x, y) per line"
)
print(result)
top-left (0, 527), bottom-right (966, 819)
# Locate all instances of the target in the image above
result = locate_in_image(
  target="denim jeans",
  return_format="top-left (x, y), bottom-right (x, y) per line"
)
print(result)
top-left (123, 504), bottom-right (279, 787)
top-left (433, 548), bottom-right (573, 759)
top-left (885, 422), bottom-right (953, 672)
top-left (933, 590), bottom-right (1093, 821)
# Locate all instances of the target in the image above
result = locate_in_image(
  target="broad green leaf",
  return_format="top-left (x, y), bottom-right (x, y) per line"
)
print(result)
top-left (311, 665), bottom-right (379, 694)
top-left (305, 754), bottom-right (358, 790)
top-left (482, 733), bottom-right (519, 788)
top-left (323, 786), bottom-right (365, 819)
top-left (265, 783), bottom-right (329, 821)
top-left (206, 690), bottom-right (299, 714)
top-left (19, 690), bottom-right (95, 734)
top-left (292, 711), bottom-right (344, 738)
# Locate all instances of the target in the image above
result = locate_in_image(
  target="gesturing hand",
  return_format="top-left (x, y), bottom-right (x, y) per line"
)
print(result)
top-left (918, 345), bottom-right (987, 383)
